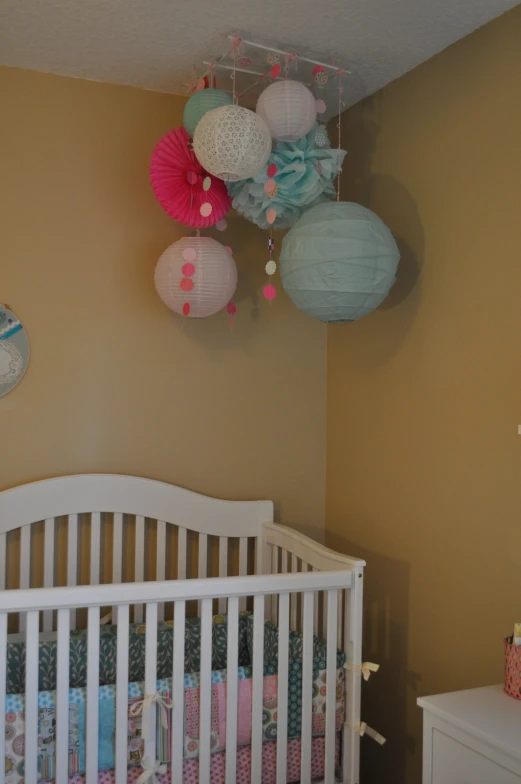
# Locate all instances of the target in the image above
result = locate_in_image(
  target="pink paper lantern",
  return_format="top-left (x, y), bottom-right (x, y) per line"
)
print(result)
top-left (150, 127), bottom-right (231, 229)
top-left (155, 237), bottom-right (237, 318)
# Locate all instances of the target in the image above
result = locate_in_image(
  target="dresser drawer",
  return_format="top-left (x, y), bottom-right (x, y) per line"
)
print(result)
top-left (432, 729), bottom-right (521, 784)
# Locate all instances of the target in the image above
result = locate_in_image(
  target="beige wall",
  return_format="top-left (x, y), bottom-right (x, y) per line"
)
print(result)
top-left (0, 66), bottom-right (326, 540)
top-left (326, 5), bottom-right (521, 783)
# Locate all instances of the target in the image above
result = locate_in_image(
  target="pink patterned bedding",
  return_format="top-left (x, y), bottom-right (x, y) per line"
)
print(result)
top-left (57, 735), bottom-right (341, 784)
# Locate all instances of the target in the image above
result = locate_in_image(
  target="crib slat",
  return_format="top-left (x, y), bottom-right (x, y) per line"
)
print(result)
top-left (156, 520), bottom-right (166, 621)
top-left (300, 591), bottom-right (314, 784)
top-left (251, 593), bottom-right (265, 784)
top-left (56, 608), bottom-right (70, 784)
top-left (280, 548), bottom-right (288, 575)
top-left (19, 524), bottom-right (31, 631)
top-left (198, 533), bottom-right (208, 615)
top-left (144, 602), bottom-right (158, 763)
top-left (90, 512), bottom-right (101, 586)
top-left (0, 612), bottom-right (7, 784)
top-left (172, 600), bottom-right (186, 784)
top-left (20, 523), bottom-right (31, 588)
top-left (115, 604), bottom-right (130, 784)
top-left (276, 592), bottom-right (289, 784)
top-left (313, 568), bottom-right (319, 636)
top-left (43, 517), bottom-right (55, 631)
top-left (218, 536), bottom-right (228, 614)
top-left (177, 526), bottom-right (187, 579)
top-left (238, 537), bottom-right (248, 611)
top-left (25, 610), bottom-right (39, 784)
top-left (86, 605), bottom-right (100, 784)
top-left (112, 512), bottom-right (123, 622)
top-left (290, 553), bottom-right (298, 630)
top-left (325, 589), bottom-right (339, 784)
top-left (134, 515), bottom-right (145, 623)
top-left (271, 545), bottom-right (279, 624)
top-left (0, 532), bottom-right (6, 590)
top-left (67, 514), bottom-right (78, 629)
top-left (337, 588), bottom-right (343, 649)
top-left (225, 595), bottom-right (239, 784)
top-left (199, 597), bottom-right (213, 784)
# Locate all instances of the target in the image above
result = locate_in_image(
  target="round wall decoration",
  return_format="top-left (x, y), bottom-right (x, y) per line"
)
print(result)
top-left (0, 306), bottom-right (30, 398)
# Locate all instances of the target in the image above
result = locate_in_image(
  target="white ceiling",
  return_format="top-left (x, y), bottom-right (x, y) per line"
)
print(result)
top-left (0, 0), bottom-right (518, 108)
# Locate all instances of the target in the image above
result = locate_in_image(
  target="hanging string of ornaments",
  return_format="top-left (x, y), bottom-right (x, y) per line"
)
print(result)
top-left (150, 36), bottom-right (400, 326)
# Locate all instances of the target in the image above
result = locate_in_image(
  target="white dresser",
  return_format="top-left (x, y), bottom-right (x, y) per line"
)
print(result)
top-left (418, 685), bottom-right (521, 783)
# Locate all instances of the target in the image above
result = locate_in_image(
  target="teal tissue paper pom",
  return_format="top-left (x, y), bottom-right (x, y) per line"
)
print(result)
top-left (227, 126), bottom-right (346, 230)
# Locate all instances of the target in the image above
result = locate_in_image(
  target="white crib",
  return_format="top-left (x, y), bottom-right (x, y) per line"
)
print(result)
top-left (0, 474), bottom-right (365, 784)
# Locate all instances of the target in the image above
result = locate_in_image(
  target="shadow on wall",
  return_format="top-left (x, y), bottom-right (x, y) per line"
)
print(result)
top-left (325, 530), bottom-right (417, 784)
top-left (338, 94), bottom-right (426, 366)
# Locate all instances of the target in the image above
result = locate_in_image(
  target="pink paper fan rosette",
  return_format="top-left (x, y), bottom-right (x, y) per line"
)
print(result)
top-left (150, 126), bottom-right (231, 228)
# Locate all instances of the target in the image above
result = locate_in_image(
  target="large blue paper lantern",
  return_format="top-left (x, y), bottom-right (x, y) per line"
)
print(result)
top-left (183, 89), bottom-right (233, 138)
top-left (279, 201), bottom-right (400, 323)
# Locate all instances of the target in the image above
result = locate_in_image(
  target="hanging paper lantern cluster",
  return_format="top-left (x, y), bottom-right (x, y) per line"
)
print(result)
top-left (228, 125), bottom-right (346, 230)
top-left (149, 48), bottom-right (400, 324)
top-left (155, 237), bottom-right (237, 318)
top-left (279, 202), bottom-right (400, 323)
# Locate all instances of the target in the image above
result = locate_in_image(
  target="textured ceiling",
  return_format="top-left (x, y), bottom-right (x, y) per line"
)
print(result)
top-left (1, 0), bottom-right (518, 108)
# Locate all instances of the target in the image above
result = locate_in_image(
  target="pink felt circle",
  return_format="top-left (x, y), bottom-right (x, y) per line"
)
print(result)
top-left (186, 170), bottom-right (198, 185)
top-left (226, 302), bottom-right (237, 316)
top-left (215, 219), bottom-right (227, 231)
top-left (264, 179), bottom-right (276, 194)
top-left (267, 163), bottom-right (277, 178)
top-left (263, 284), bottom-right (277, 301)
top-left (181, 262), bottom-right (196, 277)
top-left (266, 209), bottom-right (277, 225)
top-left (182, 248), bottom-right (196, 263)
top-left (182, 302), bottom-right (191, 316)
top-left (200, 202), bottom-right (213, 217)
top-left (180, 277), bottom-right (194, 292)
top-left (315, 99), bottom-right (327, 114)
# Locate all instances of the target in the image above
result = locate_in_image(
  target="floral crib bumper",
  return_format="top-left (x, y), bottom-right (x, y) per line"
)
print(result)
top-left (4, 666), bottom-right (345, 783)
top-left (4, 612), bottom-right (346, 783)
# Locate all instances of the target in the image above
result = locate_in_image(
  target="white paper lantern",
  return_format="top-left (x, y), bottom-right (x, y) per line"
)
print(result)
top-left (193, 105), bottom-right (272, 182)
top-left (155, 237), bottom-right (237, 318)
top-left (256, 80), bottom-right (317, 142)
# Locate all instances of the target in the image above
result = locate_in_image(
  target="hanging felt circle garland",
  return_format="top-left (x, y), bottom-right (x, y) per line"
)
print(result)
top-left (279, 201), bottom-right (400, 323)
top-left (150, 127), bottom-right (231, 228)
top-left (228, 125), bottom-right (346, 230)
top-left (154, 237), bottom-right (238, 318)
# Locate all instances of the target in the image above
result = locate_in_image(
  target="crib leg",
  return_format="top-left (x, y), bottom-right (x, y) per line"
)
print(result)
top-left (343, 566), bottom-right (364, 784)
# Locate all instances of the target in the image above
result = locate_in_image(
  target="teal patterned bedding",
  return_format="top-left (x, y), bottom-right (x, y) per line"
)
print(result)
top-left (5, 612), bottom-right (345, 693)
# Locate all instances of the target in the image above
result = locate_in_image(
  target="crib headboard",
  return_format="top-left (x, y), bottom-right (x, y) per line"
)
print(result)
top-left (0, 474), bottom-right (274, 629)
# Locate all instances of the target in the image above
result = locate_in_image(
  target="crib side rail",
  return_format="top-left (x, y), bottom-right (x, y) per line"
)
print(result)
top-left (262, 522), bottom-right (365, 572)
top-left (0, 569), bottom-right (355, 784)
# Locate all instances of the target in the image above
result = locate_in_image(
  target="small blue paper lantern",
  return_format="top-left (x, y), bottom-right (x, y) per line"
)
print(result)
top-left (183, 89), bottom-right (233, 138)
top-left (279, 201), bottom-right (400, 323)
